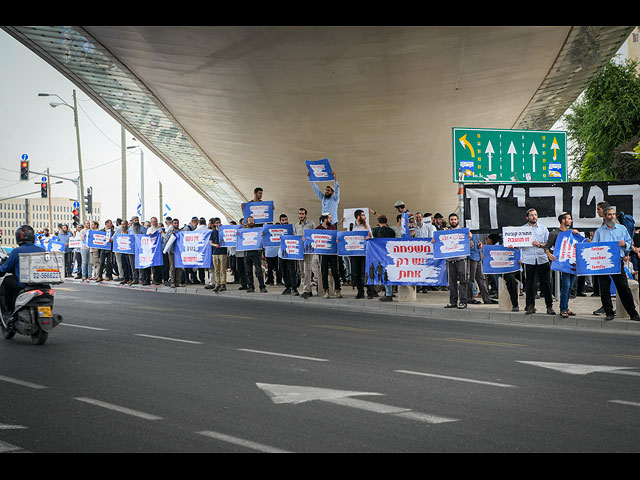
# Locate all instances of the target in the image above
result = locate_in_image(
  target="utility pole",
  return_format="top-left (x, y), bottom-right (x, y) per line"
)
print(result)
top-left (159, 181), bottom-right (163, 220)
top-left (121, 125), bottom-right (127, 220)
top-left (72, 89), bottom-right (86, 224)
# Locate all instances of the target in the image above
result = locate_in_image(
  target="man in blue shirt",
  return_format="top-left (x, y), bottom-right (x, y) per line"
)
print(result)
top-left (56, 224), bottom-right (73, 277)
top-left (592, 206), bottom-right (640, 321)
top-left (309, 170), bottom-right (340, 225)
top-left (467, 233), bottom-right (497, 304)
top-left (0, 225), bottom-right (45, 313)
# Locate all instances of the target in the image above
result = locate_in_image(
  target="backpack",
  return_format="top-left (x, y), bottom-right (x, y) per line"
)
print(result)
top-left (617, 211), bottom-right (636, 238)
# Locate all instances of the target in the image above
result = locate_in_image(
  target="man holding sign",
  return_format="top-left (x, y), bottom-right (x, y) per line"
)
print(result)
top-left (590, 206), bottom-right (640, 321)
top-left (518, 209), bottom-right (555, 316)
top-left (308, 168), bottom-right (339, 225)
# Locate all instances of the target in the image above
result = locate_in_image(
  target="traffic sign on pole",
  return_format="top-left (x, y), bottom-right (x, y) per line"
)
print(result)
top-left (452, 127), bottom-right (567, 183)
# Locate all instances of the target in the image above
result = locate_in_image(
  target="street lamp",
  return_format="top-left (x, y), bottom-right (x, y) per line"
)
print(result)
top-left (38, 90), bottom-right (86, 223)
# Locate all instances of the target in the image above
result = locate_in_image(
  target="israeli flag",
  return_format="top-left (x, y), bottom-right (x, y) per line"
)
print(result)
top-left (136, 194), bottom-right (142, 217)
top-left (163, 203), bottom-right (172, 217)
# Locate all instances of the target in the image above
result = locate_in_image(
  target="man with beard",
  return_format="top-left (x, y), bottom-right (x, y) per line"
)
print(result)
top-left (519, 208), bottom-right (555, 315)
top-left (442, 213), bottom-right (471, 309)
top-left (592, 206), bottom-right (640, 321)
top-left (310, 170), bottom-right (340, 225)
top-left (243, 216), bottom-right (267, 293)
top-left (545, 212), bottom-right (580, 318)
top-left (128, 215), bottom-right (147, 285)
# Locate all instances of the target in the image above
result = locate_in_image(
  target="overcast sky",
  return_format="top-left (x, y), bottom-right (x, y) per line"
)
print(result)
top-left (0, 30), bottom-right (225, 225)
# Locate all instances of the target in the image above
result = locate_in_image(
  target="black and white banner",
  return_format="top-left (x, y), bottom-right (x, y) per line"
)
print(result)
top-left (464, 181), bottom-right (640, 233)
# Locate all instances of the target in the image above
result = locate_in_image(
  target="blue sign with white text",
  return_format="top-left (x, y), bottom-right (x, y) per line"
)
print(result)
top-left (482, 245), bottom-right (520, 274)
top-left (576, 242), bottom-right (621, 276)
top-left (134, 232), bottom-right (163, 268)
top-left (87, 230), bottom-right (111, 250)
top-left (337, 231), bottom-right (368, 256)
top-left (279, 235), bottom-right (304, 260)
top-left (306, 158), bottom-right (334, 182)
top-left (303, 229), bottom-right (337, 255)
top-left (174, 230), bottom-right (212, 268)
top-left (243, 201), bottom-right (274, 224)
top-left (236, 227), bottom-right (263, 251)
top-left (433, 228), bottom-right (470, 260)
top-left (112, 233), bottom-right (136, 254)
top-left (262, 224), bottom-right (294, 247)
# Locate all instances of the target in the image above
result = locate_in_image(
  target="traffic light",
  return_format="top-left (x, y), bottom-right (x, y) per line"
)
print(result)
top-left (85, 187), bottom-right (93, 215)
top-left (20, 160), bottom-right (29, 180)
top-left (72, 208), bottom-right (79, 227)
top-left (40, 181), bottom-right (48, 198)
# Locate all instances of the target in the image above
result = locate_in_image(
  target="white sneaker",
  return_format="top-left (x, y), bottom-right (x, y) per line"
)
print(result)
top-left (324, 291), bottom-right (330, 299)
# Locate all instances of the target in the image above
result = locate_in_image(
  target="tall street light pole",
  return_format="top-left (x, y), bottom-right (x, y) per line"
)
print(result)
top-left (127, 139), bottom-right (144, 220)
top-left (38, 89), bottom-right (86, 224)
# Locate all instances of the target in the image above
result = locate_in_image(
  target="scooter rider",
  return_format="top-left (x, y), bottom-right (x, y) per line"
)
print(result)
top-left (0, 225), bottom-right (45, 313)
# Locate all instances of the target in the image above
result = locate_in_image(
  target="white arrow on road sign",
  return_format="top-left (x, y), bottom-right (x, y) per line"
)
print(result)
top-left (518, 361), bottom-right (640, 376)
top-left (257, 383), bottom-right (459, 424)
top-left (507, 141), bottom-right (517, 171)
top-left (485, 140), bottom-right (494, 171)
top-left (529, 142), bottom-right (539, 173)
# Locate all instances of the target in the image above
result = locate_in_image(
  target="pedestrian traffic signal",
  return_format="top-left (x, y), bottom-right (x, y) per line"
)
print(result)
top-left (40, 181), bottom-right (48, 198)
top-left (72, 208), bottom-right (79, 227)
top-left (20, 160), bottom-right (29, 181)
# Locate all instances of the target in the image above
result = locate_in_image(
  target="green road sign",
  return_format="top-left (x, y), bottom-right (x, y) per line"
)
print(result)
top-left (452, 127), bottom-right (567, 183)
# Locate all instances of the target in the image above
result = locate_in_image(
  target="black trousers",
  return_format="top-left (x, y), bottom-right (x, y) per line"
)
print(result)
top-left (98, 249), bottom-right (113, 279)
top-left (350, 256), bottom-right (374, 296)
top-left (598, 262), bottom-right (639, 317)
top-left (321, 255), bottom-right (341, 292)
top-left (281, 259), bottom-right (298, 290)
top-left (447, 258), bottom-right (468, 305)
top-left (503, 272), bottom-right (519, 308)
top-left (244, 250), bottom-right (265, 289)
top-left (0, 274), bottom-right (21, 312)
top-left (524, 262), bottom-right (553, 308)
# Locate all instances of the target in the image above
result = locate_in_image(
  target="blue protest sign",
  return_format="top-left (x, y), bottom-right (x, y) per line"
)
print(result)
top-left (305, 158), bottom-right (335, 182)
top-left (482, 245), bottom-right (520, 274)
top-left (576, 242), bottom-right (621, 276)
top-left (87, 230), bottom-right (111, 250)
top-left (433, 228), bottom-right (470, 260)
top-left (279, 235), bottom-right (304, 260)
top-left (337, 231), bottom-right (368, 256)
top-left (262, 224), bottom-right (294, 247)
top-left (551, 230), bottom-right (586, 274)
top-left (243, 201), bottom-right (274, 224)
top-left (112, 233), bottom-right (136, 254)
top-left (135, 232), bottom-right (163, 268)
top-left (46, 239), bottom-right (66, 253)
top-left (236, 227), bottom-right (263, 251)
top-left (174, 230), bottom-right (212, 268)
top-left (365, 238), bottom-right (448, 286)
top-left (218, 225), bottom-right (241, 247)
top-left (303, 229), bottom-right (337, 255)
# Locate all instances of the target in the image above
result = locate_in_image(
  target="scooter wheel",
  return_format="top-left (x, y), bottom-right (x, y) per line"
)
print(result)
top-left (1, 324), bottom-right (15, 340)
top-left (30, 329), bottom-right (48, 345)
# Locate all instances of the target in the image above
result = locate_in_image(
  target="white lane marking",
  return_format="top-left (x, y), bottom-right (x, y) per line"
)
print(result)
top-left (609, 400), bottom-right (640, 408)
top-left (396, 370), bottom-right (516, 388)
top-left (134, 334), bottom-right (203, 345)
top-left (238, 349), bottom-right (328, 362)
top-left (0, 375), bottom-right (47, 390)
top-left (74, 397), bottom-right (162, 421)
top-left (60, 323), bottom-right (108, 331)
top-left (0, 423), bottom-right (27, 430)
top-left (0, 440), bottom-right (26, 453)
top-left (197, 431), bottom-right (290, 453)
top-left (517, 361), bottom-right (639, 376)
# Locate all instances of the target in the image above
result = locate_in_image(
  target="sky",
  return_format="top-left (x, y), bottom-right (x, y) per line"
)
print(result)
top-left (0, 29), bottom-right (225, 225)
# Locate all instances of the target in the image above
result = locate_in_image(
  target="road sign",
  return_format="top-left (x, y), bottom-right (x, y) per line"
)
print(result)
top-left (73, 201), bottom-right (80, 208)
top-left (452, 127), bottom-right (567, 183)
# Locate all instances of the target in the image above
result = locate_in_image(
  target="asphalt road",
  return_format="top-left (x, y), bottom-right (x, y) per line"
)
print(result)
top-left (1, 282), bottom-right (640, 453)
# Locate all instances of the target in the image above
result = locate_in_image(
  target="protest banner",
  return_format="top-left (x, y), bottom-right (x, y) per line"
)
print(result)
top-left (305, 158), bottom-right (334, 182)
top-left (550, 230), bottom-right (586, 274)
top-left (87, 230), bottom-right (111, 250)
top-left (342, 208), bottom-right (370, 230)
top-left (502, 226), bottom-right (534, 248)
top-left (174, 230), bottom-right (212, 268)
top-left (279, 235), bottom-right (304, 260)
top-left (365, 238), bottom-right (448, 286)
top-left (68, 237), bottom-right (82, 250)
top-left (219, 225), bottom-right (241, 247)
top-left (243, 201), bottom-right (274, 224)
top-left (433, 228), bottom-right (470, 260)
top-left (576, 242), bottom-right (621, 276)
top-left (134, 232), bottom-right (163, 268)
top-left (46, 239), bottom-right (66, 253)
top-left (262, 224), bottom-right (294, 247)
top-left (236, 227), bottom-right (263, 251)
top-left (337, 231), bottom-right (368, 256)
top-left (482, 245), bottom-right (521, 274)
top-left (303, 229), bottom-right (337, 255)
top-left (112, 233), bottom-right (136, 255)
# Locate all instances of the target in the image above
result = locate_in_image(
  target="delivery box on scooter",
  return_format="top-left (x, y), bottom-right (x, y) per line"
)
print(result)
top-left (18, 252), bottom-right (65, 284)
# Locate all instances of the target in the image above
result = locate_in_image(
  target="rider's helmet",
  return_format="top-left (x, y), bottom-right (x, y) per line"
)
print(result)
top-left (15, 225), bottom-right (35, 246)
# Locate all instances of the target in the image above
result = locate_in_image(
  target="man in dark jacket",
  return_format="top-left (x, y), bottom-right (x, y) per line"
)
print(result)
top-left (374, 215), bottom-right (396, 302)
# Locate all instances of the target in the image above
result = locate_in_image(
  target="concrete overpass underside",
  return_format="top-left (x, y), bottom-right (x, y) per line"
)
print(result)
top-left (3, 26), bottom-right (635, 222)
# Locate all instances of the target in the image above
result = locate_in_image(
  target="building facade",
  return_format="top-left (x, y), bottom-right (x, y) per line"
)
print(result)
top-left (0, 197), bottom-right (101, 248)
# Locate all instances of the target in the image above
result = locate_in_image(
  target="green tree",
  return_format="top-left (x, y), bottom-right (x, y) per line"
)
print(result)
top-left (563, 57), bottom-right (640, 181)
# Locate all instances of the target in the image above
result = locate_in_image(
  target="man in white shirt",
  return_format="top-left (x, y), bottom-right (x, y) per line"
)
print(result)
top-left (519, 208), bottom-right (555, 315)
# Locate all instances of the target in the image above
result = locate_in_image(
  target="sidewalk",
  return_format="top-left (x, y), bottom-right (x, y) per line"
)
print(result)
top-left (64, 278), bottom-right (640, 332)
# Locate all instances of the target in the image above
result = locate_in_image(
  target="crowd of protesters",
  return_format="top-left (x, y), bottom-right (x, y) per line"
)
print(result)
top-left (32, 173), bottom-right (640, 323)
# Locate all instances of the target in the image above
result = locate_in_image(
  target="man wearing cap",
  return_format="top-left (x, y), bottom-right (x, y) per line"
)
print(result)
top-left (309, 170), bottom-right (340, 225)
top-left (394, 201), bottom-right (415, 238)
